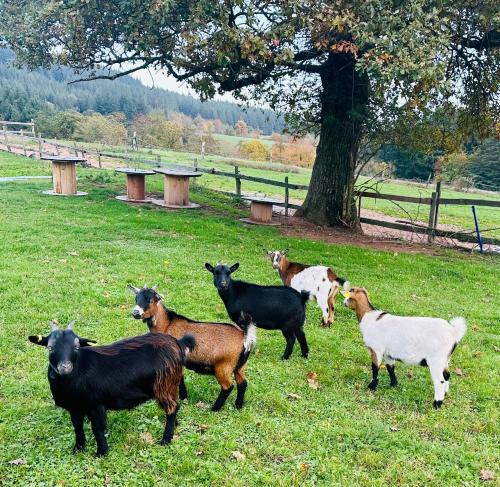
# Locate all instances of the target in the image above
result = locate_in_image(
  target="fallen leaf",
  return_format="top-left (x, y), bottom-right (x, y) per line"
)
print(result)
top-left (307, 371), bottom-right (320, 390)
top-left (390, 426), bottom-right (400, 432)
top-left (287, 393), bottom-right (301, 400)
top-left (195, 401), bottom-right (210, 409)
top-left (104, 474), bottom-right (111, 484)
top-left (455, 367), bottom-right (464, 377)
top-left (59, 259), bottom-right (67, 264)
top-left (69, 251), bottom-right (79, 256)
top-left (8, 458), bottom-right (26, 466)
top-left (494, 346), bottom-right (500, 353)
top-left (196, 424), bottom-right (209, 433)
top-left (299, 463), bottom-right (310, 472)
top-left (472, 351), bottom-right (482, 358)
top-left (195, 450), bottom-right (204, 456)
top-left (139, 432), bottom-right (154, 444)
top-left (231, 451), bottom-right (245, 461)
top-left (480, 469), bottom-right (494, 481)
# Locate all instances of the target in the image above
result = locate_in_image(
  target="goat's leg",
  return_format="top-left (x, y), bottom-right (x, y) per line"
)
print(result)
top-left (326, 283), bottom-right (339, 326)
top-left (282, 329), bottom-right (296, 360)
top-left (443, 366), bottom-right (450, 395)
top-left (160, 403), bottom-right (179, 445)
top-left (385, 357), bottom-right (398, 387)
top-left (70, 410), bottom-right (86, 452)
top-left (429, 360), bottom-right (447, 408)
top-left (88, 406), bottom-right (108, 456)
top-left (179, 375), bottom-right (188, 400)
top-left (212, 365), bottom-right (234, 411)
top-left (295, 327), bottom-right (309, 358)
top-left (367, 347), bottom-right (382, 390)
top-left (234, 364), bottom-right (248, 409)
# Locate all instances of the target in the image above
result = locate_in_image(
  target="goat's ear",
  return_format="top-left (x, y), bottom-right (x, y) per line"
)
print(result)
top-left (205, 263), bottom-right (214, 273)
top-left (28, 335), bottom-right (49, 346)
top-left (79, 337), bottom-right (97, 347)
top-left (281, 249), bottom-right (288, 255)
top-left (127, 284), bottom-right (140, 294)
top-left (229, 262), bottom-right (240, 273)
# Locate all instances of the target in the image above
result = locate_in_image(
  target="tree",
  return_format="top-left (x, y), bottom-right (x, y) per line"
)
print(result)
top-left (234, 119), bottom-right (249, 136)
top-left (2, 1), bottom-right (498, 227)
top-left (468, 138), bottom-right (500, 191)
top-left (132, 112), bottom-right (183, 149)
top-left (73, 112), bottom-right (127, 145)
top-left (239, 139), bottom-right (270, 160)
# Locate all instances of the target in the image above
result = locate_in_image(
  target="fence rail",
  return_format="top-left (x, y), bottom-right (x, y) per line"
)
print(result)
top-left (1, 130), bottom-right (499, 247)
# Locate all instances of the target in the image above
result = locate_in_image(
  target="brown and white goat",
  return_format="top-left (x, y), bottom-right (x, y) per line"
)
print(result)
top-left (128, 284), bottom-right (256, 411)
top-left (342, 285), bottom-right (467, 408)
top-left (267, 250), bottom-right (346, 327)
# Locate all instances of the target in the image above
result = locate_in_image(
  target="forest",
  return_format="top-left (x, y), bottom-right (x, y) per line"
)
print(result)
top-left (0, 49), bottom-right (283, 134)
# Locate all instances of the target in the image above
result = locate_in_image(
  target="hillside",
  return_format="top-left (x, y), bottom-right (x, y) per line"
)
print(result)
top-left (0, 49), bottom-right (283, 134)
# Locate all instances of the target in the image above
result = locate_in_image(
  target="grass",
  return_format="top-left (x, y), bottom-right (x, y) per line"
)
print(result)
top-left (0, 150), bottom-right (499, 486)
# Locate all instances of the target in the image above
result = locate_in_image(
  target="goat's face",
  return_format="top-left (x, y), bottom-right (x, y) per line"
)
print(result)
top-left (128, 285), bottom-right (161, 320)
top-left (205, 262), bottom-right (239, 291)
top-left (28, 321), bottom-right (96, 377)
top-left (342, 287), bottom-right (370, 311)
top-left (267, 250), bottom-right (287, 269)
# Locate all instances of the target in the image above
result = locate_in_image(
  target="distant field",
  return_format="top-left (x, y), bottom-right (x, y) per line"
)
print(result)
top-left (213, 133), bottom-right (275, 149)
top-left (3, 135), bottom-right (499, 239)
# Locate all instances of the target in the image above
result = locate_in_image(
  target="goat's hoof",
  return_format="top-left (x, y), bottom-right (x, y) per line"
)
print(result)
top-left (211, 405), bottom-right (223, 412)
top-left (433, 400), bottom-right (443, 409)
top-left (160, 438), bottom-right (172, 446)
top-left (390, 380), bottom-right (398, 388)
top-left (367, 380), bottom-right (379, 390)
top-left (73, 444), bottom-right (85, 453)
top-left (235, 401), bottom-right (244, 409)
top-left (301, 353), bottom-right (309, 359)
top-left (95, 448), bottom-right (108, 457)
top-left (281, 355), bottom-right (291, 360)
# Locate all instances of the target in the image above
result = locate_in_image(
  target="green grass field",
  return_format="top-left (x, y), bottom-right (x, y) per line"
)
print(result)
top-left (0, 151), bottom-right (499, 486)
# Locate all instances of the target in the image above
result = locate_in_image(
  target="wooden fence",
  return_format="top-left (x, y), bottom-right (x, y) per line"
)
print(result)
top-left (1, 131), bottom-right (499, 246)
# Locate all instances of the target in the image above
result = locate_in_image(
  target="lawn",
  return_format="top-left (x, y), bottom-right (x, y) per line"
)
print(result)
top-left (0, 151), bottom-right (499, 486)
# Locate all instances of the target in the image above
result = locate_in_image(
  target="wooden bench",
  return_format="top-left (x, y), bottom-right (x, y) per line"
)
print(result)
top-left (41, 155), bottom-right (87, 196)
top-left (151, 169), bottom-right (202, 209)
top-left (240, 196), bottom-right (283, 225)
top-left (115, 167), bottom-right (155, 203)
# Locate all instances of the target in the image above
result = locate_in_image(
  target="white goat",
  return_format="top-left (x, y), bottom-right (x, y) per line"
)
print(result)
top-left (267, 250), bottom-right (346, 327)
top-left (342, 285), bottom-right (467, 408)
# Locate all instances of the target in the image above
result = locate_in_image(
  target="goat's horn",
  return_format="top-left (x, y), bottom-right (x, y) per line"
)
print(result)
top-left (49, 320), bottom-right (59, 332)
top-left (152, 284), bottom-right (158, 291)
top-left (127, 284), bottom-right (140, 294)
top-left (343, 281), bottom-right (352, 291)
top-left (67, 320), bottom-right (76, 330)
top-left (143, 284), bottom-right (148, 289)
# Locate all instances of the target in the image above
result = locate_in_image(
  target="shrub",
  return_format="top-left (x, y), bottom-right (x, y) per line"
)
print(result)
top-left (132, 112), bottom-right (184, 149)
top-left (238, 139), bottom-right (270, 161)
top-left (74, 112), bottom-right (127, 145)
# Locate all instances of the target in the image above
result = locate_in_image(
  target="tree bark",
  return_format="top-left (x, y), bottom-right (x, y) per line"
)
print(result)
top-left (297, 53), bottom-right (369, 228)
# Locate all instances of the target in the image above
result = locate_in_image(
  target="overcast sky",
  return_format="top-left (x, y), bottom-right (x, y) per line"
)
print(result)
top-left (130, 68), bottom-right (237, 102)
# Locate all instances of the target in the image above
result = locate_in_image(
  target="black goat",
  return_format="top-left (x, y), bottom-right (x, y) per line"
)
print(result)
top-left (205, 262), bottom-right (309, 359)
top-left (29, 320), bottom-right (194, 456)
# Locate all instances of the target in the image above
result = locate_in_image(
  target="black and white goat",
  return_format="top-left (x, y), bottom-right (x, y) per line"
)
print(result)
top-left (29, 320), bottom-right (194, 455)
top-left (205, 262), bottom-right (309, 359)
top-left (342, 286), bottom-right (467, 408)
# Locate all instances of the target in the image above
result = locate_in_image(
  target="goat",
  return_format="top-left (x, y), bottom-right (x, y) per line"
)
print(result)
top-left (267, 249), bottom-right (346, 327)
top-left (128, 284), bottom-right (256, 411)
top-left (341, 285), bottom-right (467, 408)
top-left (205, 262), bottom-right (309, 360)
top-left (29, 320), bottom-right (194, 455)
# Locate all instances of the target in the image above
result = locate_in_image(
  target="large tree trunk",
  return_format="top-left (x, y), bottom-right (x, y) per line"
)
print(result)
top-left (297, 53), bottom-right (369, 228)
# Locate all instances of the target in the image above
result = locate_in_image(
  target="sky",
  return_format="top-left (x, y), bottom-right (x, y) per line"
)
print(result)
top-left (130, 68), bottom-right (237, 102)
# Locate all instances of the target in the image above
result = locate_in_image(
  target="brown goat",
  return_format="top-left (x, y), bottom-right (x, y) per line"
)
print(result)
top-left (128, 285), bottom-right (256, 411)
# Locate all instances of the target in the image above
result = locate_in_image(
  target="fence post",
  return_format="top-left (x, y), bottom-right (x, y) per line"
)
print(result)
top-left (235, 166), bottom-right (241, 196)
top-left (358, 194), bottom-right (362, 219)
top-left (193, 158), bottom-right (198, 171)
top-left (38, 133), bottom-right (42, 158)
top-left (73, 142), bottom-right (78, 157)
top-left (284, 176), bottom-right (289, 216)
top-left (98, 152), bottom-right (102, 168)
top-left (20, 129), bottom-right (27, 156)
top-left (433, 181), bottom-right (442, 231)
top-left (427, 191), bottom-right (438, 243)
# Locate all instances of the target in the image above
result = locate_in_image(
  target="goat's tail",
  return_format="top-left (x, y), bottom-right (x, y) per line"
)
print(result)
top-left (335, 276), bottom-right (346, 286)
top-left (450, 317), bottom-right (467, 343)
top-left (178, 334), bottom-right (196, 361)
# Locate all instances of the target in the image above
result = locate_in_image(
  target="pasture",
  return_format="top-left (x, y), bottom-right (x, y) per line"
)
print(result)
top-left (0, 150), bottom-right (498, 486)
